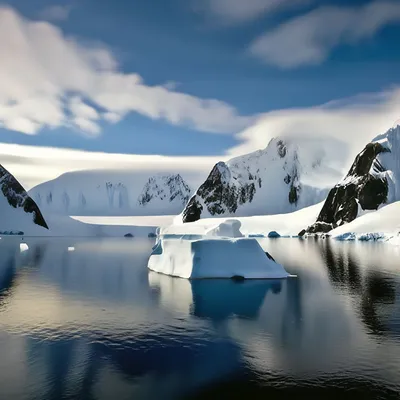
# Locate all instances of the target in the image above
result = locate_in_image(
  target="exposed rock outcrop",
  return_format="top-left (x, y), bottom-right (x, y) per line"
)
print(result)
top-left (301, 125), bottom-right (400, 236)
top-left (0, 164), bottom-right (48, 229)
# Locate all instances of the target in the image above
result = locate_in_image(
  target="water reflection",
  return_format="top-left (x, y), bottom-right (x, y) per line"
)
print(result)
top-left (0, 242), bottom-right (18, 308)
top-left (149, 272), bottom-right (282, 322)
top-left (191, 279), bottom-right (282, 322)
top-left (317, 240), bottom-right (397, 336)
top-left (0, 238), bottom-right (399, 399)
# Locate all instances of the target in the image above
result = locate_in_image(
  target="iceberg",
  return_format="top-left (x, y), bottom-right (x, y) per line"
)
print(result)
top-left (147, 237), bottom-right (290, 279)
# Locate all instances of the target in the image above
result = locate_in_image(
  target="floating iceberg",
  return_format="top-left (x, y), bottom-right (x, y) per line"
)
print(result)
top-left (20, 243), bottom-right (29, 252)
top-left (205, 219), bottom-right (244, 238)
top-left (147, 237), bottom-right (290, 279)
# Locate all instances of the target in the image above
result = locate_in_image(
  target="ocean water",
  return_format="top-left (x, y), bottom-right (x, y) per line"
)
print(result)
top-left (0, 237), bottom-right (399, 399)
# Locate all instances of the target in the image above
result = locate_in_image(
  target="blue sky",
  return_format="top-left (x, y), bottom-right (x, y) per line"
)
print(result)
top-left (1, 0), bottom-right (400, 156)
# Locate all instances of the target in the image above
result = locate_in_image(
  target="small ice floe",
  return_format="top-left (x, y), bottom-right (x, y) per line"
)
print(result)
top-left (68, 247), bottom-right (75, 252)
top-left (147, 237), bottom-right (290, 280)
top-left (268, 231), bottom-right (281, 238)
top-left (20, 243), bottom-right (29, 252)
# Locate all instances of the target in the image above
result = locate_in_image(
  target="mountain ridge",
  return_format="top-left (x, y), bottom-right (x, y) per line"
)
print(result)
top-left (181, 136), bottom-right (346, 222)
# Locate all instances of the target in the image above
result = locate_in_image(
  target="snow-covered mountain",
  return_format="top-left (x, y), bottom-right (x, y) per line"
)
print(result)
top-left (30, 171), bottom-right (193, 216)
top-left (0, 164), bottom-right (48, 232)
top-left (302, 125), bottom-right (400, 235)
top-left (138, 174), bottom-right (191, 207)
top-left (181, 136), bottom-right (346, 222)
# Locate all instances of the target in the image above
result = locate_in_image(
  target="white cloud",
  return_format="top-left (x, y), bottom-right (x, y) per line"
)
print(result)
top-left (0, 6), bottom-right (252, 136)
top-left (200, 0), bottom-right (311, 24)
top-left (250, 1), bottom-right (400, 68)
top-left (103, 111), bottom-right (122, 124)
top-left (228, 87), bottom-right (400, 167)
top-left (0, 143), bottom-right (220, 190)
top-left (2, 87), bottom-right (400, 191)
top-left (38, 5), bottom-right (73, 22)
top-left (69, 96), bottom-right (100, 135)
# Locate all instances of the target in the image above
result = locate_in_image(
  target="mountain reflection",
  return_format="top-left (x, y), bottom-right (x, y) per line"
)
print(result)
top-left (0, 242), bottom-right (18, 308)
top-left (317, 240), bottom-right (396, 336)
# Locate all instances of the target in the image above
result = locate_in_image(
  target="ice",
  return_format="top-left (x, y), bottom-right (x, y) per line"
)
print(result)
top-left (205, 219), bottom-right (244, 238)
top-left (331, 201), bottom-right (400, 243)
top-left (147, 237), bottom-right (290, 279)
top-left (267, 231), bottom-right (281, 238)
top-left (20, 243), bottom-right (29, 252)
top-left (68, 247), bottom-right (75, 251)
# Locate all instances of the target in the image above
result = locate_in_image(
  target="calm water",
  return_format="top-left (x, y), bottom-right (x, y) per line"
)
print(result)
top-left (0, 237), bottom-right (399, 399)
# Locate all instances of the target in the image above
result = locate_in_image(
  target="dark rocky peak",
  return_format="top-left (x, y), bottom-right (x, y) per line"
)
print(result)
top-left (347, 142), bottom-right (388, 177)
top-left (0, 164), bottom-right (49, 229)
top-left (182, 160), bottom-right (255, 223)
top-left (301, 139), bottom-right (391, 236)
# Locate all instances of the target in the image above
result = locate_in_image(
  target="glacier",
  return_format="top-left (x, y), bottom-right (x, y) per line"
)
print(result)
top-left (30, 170), bottom-right (194, 216)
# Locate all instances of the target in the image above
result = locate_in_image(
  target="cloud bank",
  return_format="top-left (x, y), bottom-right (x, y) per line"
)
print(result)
top-left (228, 87), bottom-right (400, 166)
top-left (250, 1), bottom-right (400, 68)
top-left (0, 6), bottom-right (252, 136)
top-left (0, 143), bottom-right (219, 190)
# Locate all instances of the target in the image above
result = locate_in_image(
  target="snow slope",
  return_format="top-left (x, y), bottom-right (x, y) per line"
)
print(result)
top-left (161, 203), bottom-right (322, 238)
top-left (304, 125), bottom-right (400, 235)
top-left (181, 136), bottom-right (346, 222)
top-left (330, 202), bottom-right (400, 242)
top-left (30, 170), bottom-right (194, 216)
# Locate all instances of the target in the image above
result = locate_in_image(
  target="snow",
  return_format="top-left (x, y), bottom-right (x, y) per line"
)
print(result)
top-left (204, 219), bottom-right (244, 238)
top-left (29, 170), bottom-right (195, 216)
top-left (330, 201), bottom-right (400, 243)
top-left (165, 202), bottom-right (322, 238)
top-left (0, 211), bottom-right (169, 238)
top-left (147, 237), bottom-right (290, 279)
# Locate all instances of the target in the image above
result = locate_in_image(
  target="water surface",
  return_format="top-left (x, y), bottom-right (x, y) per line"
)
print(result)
top-left (0, 237), bottom-right (399, 399)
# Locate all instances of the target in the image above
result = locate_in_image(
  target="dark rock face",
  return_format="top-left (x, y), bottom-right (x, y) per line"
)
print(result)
top-left (182, 162), bottom-right (256, 223)
top-left (301, 142), bottom-right (389, 236)
top-left (0, 165), bottom-right (49, 229)
top-left (138, 174), bottom-right (191, 207)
